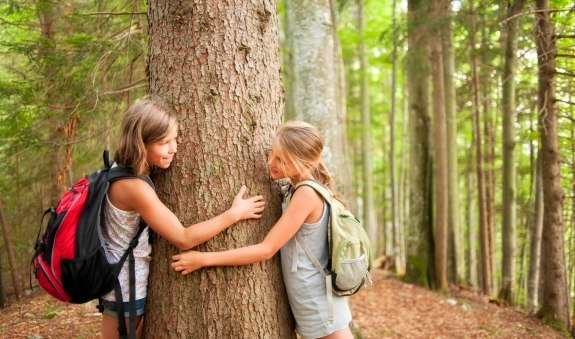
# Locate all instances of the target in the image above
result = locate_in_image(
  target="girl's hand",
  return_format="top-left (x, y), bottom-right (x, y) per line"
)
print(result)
top-left (171, 251), bottom-right (203, 275)
top-left (229, 185), bottom-right (265, 221)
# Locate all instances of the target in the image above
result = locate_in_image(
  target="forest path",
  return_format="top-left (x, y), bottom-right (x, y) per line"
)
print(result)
top-left (0, 269), bottom-right (566, 338)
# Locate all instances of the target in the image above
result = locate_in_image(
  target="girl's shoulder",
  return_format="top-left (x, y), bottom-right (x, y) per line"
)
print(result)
top-left (108, 177), bottom-right (155, 211)
top-left (291, 185), bottom-right (324, 205)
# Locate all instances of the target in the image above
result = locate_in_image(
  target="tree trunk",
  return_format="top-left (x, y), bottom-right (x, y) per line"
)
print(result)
top-left (285, 0), bottom-right (352, 196)
top-left (330, 0), bottom-right (354, 200)
top-left (499, 0), bottom-right (525, 305)
top-left (405, 0), bottom-right (433, 288)
top-left (0, 201), bottom-right (20, 300)
top-left (527, 155), bottom-right (544, 314)
top-left (469, 0), bottom-right (491, 296)
top-left (145, 2), bottom-right (294, 337)
top-left (430, 0), bottom-right (448, 292)
top-left (480, 22), bottom-right (497, 295)
top-left (357, 0), bottom-right (378, 250)
top-left (399, 72), bottom-right (409, 273)
top-left (466, 143), bottom-right (478, 288)
top-left (390, 0), bottom-right (402, 273)
top-left (535, 0), bottom-right (570, 330)
top-left (442, 0), bottom-right (464, 286)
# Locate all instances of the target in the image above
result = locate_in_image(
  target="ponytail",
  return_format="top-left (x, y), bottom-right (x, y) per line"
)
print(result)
top-left (312, 160), bottom-right (338, 195)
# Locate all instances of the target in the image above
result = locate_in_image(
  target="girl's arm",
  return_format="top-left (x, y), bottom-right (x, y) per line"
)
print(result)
top-left (170, 185), bottom-right (323, 275)
top-left (113, 179), bottom-right (265, 250)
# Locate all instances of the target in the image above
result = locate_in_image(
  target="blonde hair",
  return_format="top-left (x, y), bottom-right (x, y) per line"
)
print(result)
top-left (274, 121), bottom-right (335, 190)
top-left (114, 99), bottom-right (178, 175)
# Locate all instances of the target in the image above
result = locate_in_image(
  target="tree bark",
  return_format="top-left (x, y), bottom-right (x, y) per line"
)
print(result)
top-left (285, 0), bottom-right (352, 196)
top-left (430, 0), bottom-right (448, 292)
top-left (466, 142), bottom-right (478, 288)
top-left (527, 155), bottom-right (544, 314)
top-left (480, 16), bottom-right (496, 295)
top-left (499, 0), bottom-right (526, 305)
top-left (469, 0), bottom-right (491, 296)
top-left (390, 0), bottom-right (402, 273)
top-left (357, 0), bottom-right (378, 250)
top-left (405, 0), bottom-right (433, 288)
top-left (441, 0), bottom-right (464, 286)
top-left (535, 0), bottom-right (570, 330)
top-left (145, 1), bottom-right (294, 337)
top-left (0, 200), bottom-right (20, 300)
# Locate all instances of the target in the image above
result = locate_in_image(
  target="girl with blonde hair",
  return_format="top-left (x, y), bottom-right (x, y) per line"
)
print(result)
top-left (171, 121), bottom-right (353, 339)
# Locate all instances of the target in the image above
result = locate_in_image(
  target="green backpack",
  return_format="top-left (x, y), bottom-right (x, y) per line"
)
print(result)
top-left (286, 179), bottom-right (373, 297)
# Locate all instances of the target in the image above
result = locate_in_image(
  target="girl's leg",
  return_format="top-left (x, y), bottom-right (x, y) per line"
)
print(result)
top-left (101, 314), bottom-right (143, 339)
top-left (321, 326), bottom-right (353, 339)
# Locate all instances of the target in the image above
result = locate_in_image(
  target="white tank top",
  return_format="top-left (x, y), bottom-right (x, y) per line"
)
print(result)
top-left (100, 194), bottom-right (151, 301)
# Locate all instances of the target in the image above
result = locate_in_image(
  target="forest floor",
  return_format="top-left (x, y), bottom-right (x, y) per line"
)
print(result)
top-left (0, 269), bottom-right (567, 338)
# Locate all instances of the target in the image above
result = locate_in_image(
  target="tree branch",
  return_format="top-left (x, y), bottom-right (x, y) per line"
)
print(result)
top-left (499, 8), bottom-right (574, 25)
top-left (556, 71), bottom-right (575, 78)
top-left (81, 11), bottom-right (147, 16)
top-left (97, 79), bottom-right (147, 96)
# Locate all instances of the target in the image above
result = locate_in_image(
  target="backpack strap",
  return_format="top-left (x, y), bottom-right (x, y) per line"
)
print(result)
top-left (111, 219), bottom-right (146, 339)
top-left (294, 179), bottom-right (333, 205)
top-left (291, 179), bottom-right (334, 267)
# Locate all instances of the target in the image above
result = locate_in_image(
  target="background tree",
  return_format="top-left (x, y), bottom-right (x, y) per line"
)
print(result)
top-left (430, 0), bottom-right (448, 292)
top-left (499, 0), bottom-right (526, 305)
top-left (442, 0), bottom-right (464, 285)
top-left (404, 0), bottom-right (433, 288)
top-left (283, 0), bottom-right (352, 195)
top-left (535, 0), bottom-right (570, 330)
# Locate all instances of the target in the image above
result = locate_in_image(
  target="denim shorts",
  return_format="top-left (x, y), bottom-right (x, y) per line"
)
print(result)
top-left (100, 297), bottom-right (147, 317)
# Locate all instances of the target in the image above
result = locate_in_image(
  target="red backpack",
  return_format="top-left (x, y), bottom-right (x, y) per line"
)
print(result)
top-left (32, 151), bottom-right (150, 338)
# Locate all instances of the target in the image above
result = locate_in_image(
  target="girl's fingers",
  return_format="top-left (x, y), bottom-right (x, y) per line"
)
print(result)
top-left (250, 195), bottom-right (264, 202)
top-left (236, 185), bottom-right (247, 198)
top-left (254, 201), bottom-right (265, 208)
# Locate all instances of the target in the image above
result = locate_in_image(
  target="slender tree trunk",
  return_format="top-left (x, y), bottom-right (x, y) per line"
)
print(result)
top-left (535, 0), bottom-right (570, 330)
top-left (285, 0), bottom-right (352, 194)
top-left (398, 69), bottom-right (409, 274)
top-left (357, 0), bottom-right (378, 250)
top-left (480, 28), bottom-right (497, 296)
top-left (145, 2), bottom-right (294, 337)
top-left (330, 0), bottom-right (354, 199)
top-left (469, 0), bottom-right (491, 296)
top-left (528, 156), bottom-right (544, 314)
top-left (405, 0), bottom-right (433, 288)
top-left (0, 246), bottom-right (4, 307)
top-left (441, 0), bottom-right (464, 285)
top-left (430, 0), bottom-right (448, 292)
top-left (390, 0), bottom-right (401, 273)
top-left (499, 0), bottom-right (526, 305)
top-left (0, 201), bottom-right (20, 300)
top-left (467, 141), bottom-right (478, 288)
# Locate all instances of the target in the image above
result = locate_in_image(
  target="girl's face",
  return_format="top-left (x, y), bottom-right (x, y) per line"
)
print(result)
top-left (145, 126), bottom-right (178, 169)
top-left (268, 143), bottom-right (299, 180)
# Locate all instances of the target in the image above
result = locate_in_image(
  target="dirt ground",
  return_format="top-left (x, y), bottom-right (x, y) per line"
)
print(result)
top-left (0, 269), bottom-right (567, 338)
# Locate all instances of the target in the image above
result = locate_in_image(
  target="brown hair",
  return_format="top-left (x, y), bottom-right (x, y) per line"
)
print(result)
top-left (114, 99), bottom-right (178, 175)
top-left (274, 121), bottom-right (335, 190)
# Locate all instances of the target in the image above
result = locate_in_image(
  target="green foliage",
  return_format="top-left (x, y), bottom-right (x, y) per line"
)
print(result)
top-left (0, 0), bottom-right (148, 295)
